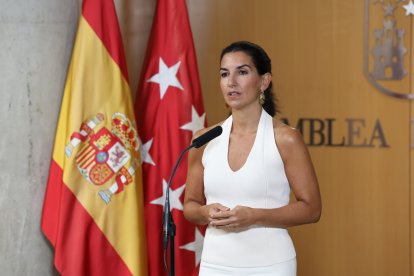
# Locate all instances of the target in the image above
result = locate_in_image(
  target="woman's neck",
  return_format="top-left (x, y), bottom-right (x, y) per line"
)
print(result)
top-left (231, 105), bottom-right (262, 134)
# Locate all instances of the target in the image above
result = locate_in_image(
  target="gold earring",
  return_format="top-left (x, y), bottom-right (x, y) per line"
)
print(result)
top-left (259, 91), bottom-right (265, 105)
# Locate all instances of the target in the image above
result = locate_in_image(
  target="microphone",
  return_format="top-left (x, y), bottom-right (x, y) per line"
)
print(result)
top-left (191, 125), bottom-right (223, 148)
top-left (162, 125), bottom-right (222, 275)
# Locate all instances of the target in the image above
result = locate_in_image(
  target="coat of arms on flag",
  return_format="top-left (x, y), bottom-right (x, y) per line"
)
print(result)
top-left (64, 112), bottom-right (140, 204)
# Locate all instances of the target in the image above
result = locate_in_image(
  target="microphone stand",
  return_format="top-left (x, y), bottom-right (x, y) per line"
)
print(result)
top-left (162, 125), bottom-right (222, 276)
top-left (163, 144), bottom-right (194, 276)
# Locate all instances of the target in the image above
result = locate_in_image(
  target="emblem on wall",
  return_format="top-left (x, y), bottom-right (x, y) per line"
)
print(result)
top-left (64, 113), bottom-right (140, 204)
top-left (364, 0), bottom-right (414, 99)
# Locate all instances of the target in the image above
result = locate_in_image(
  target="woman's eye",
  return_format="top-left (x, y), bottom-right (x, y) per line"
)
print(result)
top-left (239, 70), bottom-right (248, 75)
top-left (220, 72), bottom-right (229, 78)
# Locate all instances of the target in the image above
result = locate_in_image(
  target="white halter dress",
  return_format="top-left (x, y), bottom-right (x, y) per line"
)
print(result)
top-left (200, 109), bottom-right (296, 275)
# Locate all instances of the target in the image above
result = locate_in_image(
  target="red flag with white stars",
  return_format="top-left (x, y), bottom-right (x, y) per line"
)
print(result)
top-left (135, 0), bottom-right (205, 275)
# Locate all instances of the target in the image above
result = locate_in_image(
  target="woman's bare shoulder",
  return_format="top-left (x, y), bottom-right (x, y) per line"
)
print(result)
top-left (272, 118), bottom-right (305, 148)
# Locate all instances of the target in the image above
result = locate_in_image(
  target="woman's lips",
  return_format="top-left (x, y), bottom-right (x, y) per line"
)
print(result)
top-left (227, 91), bottom-right (241, 97)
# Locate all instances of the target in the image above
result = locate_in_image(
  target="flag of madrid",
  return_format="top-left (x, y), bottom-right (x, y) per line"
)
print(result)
top-left (135, 0), bottom-right (206, 275)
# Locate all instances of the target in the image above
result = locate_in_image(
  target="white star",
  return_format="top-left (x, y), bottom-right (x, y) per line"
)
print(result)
top-left (180, 106), bottom-right (206, 135)
top-left (403, 0), bottom-right (414, 15)
top-left (139, 137), bottom-right (155, 166)
top-left (150, 179), bottom-right (186, 211)
top-left (179, 228), bottom-right (204, 266)
top-left (147, 58), bottom-right (184, 99)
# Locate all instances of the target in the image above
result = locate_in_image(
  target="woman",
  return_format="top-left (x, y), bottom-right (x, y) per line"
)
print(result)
top-left (184, 41), bottom-right (321, 276)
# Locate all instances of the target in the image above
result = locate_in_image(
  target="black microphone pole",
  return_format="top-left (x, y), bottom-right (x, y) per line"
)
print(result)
top-left (162, 126), bottom-right (222, 276)
top-left (163, 144), bottom-right (194, 276)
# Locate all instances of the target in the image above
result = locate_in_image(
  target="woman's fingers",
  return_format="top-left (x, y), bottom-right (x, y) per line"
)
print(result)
top-left (211, 218), bottom-right (233, 227)
top-left (215, 204), bottom-right (230, 212)
top-left (210, 209), bottom-right (232, 219)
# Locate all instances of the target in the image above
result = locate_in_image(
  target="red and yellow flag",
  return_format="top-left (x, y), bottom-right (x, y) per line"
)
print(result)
top-left (135, 0), bottom-right (206, 275)
top-left (41, 0), bottom-right (147, 275)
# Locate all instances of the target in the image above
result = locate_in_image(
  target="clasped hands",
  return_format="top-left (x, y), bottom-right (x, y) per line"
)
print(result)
top-left (204, 203), bottom-right (255, 231)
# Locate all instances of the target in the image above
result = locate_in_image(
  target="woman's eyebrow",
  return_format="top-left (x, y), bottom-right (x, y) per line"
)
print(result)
top-left (220, 64), bottom-right (252, 71)
top-left (237, 64), bottom-right (252, 69)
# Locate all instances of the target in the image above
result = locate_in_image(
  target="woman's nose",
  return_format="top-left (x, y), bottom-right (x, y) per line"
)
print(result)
top-left (227, 73), bottom-right (236, 87)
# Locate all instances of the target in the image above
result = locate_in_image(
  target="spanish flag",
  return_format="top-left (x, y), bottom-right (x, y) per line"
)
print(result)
top-left (41, 0), bottom-right (147, 275)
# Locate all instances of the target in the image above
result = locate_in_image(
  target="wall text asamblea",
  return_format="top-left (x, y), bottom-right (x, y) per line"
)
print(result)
top-left (281, 118), bottom-right (389, 148)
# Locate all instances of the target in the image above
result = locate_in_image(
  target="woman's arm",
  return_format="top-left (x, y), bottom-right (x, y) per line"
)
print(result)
top-left (211, 123), bottom-right (321, 230)
top-left (253, 124), bottom-right (321, 227)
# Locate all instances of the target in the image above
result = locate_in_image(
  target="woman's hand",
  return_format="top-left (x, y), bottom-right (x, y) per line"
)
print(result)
top-left (210, 205), bottom-right (256, 230)
top-left (203, 203), bottom-right (230, 224)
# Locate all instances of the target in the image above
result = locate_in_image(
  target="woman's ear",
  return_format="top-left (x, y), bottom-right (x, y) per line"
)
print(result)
top-left (261, 73), bottom-right (272, 91)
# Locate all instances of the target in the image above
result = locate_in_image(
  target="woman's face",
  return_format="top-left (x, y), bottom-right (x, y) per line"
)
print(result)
top-left (220, 51), bottom-right (269, 110)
